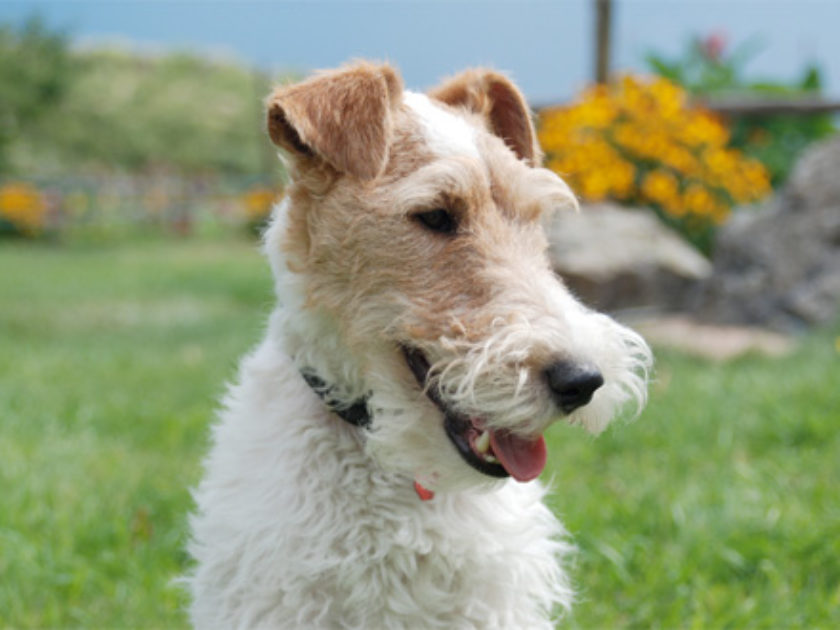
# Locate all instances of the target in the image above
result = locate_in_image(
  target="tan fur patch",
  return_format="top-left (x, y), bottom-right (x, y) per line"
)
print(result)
top-left (267, 61), bottom-right (403, 180)
top-left (273, 63), bottom-right (575, 356)
top-left (429, 69), bottom-right (542, 166)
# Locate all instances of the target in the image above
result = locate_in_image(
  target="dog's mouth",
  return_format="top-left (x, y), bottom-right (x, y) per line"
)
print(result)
top-left (401, 345), bottom-right (547, 482)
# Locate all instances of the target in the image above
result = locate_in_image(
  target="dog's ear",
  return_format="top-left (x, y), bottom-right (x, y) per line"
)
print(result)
top-left (267, 62), bottom-right (403, 180)
top-left (429, 69), bottom-right (541, 166)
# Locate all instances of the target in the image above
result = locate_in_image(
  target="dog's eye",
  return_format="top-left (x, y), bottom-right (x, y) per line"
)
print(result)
top-left (414, 209), bottom-right (457, 235)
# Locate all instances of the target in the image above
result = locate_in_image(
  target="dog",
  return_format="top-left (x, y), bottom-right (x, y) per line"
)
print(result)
top-left (186, 61), bottom-right (651, 629)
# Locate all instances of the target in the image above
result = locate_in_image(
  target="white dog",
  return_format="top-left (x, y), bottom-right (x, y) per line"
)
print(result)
top-left (186, 62), bottom-right (651, 629)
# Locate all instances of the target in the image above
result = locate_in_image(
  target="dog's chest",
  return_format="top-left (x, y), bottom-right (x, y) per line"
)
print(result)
top-left (283, 481), bottom-right (562, 628)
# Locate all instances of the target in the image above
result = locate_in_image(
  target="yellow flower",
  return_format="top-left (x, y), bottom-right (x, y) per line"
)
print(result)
top-left (641, 170), bottom-right (679, 207)
top-left (242, 188), bottom-right (277, 221)
top-left (608, 159), bottom-right (636, 199)
top-left (649, 78), bottom-right (685, 120)
top-left (660, 145), bottom-right (699, 176)
top-left (579, 171), bottom-right (611, 200)
top-left (682, 183), bottom-right (721, 219)
top-left (537, 73), bottom-right (771, 236)
top-left (679, 111), bottom-right (729, 147)
top-left (0, 182), bottom-right (46, 233)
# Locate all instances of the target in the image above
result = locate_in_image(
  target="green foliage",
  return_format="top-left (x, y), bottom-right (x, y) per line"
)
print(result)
top-left (646, 35), bottom-right (762, 94)
top-left (0, 17), bottom-right (75, 173)
top-left (1, 237), bottom-right (838, 627)
top-left (647, 35), bottom-right (836, 186)
top-left (16, 49), bottom-right (276, 176)
top-left (1, 19), bottom-right (284, 177)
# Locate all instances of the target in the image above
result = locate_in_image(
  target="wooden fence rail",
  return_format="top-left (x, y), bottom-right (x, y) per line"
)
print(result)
top-left (533, 96), bottom-right (840, 117)
top-left (697, 97), bottom-right (840, 117)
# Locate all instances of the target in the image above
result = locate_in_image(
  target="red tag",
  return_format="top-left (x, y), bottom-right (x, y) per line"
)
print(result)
top-left (413, 480), bottom-right (435, 501)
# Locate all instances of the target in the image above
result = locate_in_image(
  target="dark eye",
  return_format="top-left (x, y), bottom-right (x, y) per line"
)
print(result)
top-left (414, 208), bottom-right (457, 234)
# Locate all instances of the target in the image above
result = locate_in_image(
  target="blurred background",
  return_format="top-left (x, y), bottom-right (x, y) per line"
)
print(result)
top-left (1, 1), bottom-right (838, 628)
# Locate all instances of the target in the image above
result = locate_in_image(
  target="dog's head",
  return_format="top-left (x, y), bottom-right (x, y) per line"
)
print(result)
top-left (264, 62), bottom-right (651, 492)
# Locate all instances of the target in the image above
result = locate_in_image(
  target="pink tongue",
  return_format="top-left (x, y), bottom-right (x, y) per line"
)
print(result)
top-left (489, 430), bottom-right (547, 482)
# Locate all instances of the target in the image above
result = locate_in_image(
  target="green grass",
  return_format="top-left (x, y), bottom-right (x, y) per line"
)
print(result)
top-left (0, 238), bottom-right (272, 628)
top-left (1, 237), bottom-right (838, 628)
top-left (546, 343), bottom-right (840, 628)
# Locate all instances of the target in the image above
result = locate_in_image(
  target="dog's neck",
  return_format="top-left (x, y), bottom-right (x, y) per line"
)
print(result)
top-left (265, 203), bottom-right (370, 406)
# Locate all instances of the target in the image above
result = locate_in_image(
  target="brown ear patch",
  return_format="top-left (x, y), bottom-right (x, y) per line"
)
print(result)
top-left (268, 107), bottom-right (313, 158)
top-left (429, 69), bottom-right (541, 166)
top-left (267, 62), bottom-right (404, 180)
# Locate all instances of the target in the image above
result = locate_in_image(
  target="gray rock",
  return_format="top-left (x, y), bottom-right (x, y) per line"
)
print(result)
top-left (787, 133), bottom-right (840, 211)
top-left (698, 134), bottom-right (840, 331)
top-left (547, 202), bottom-right (711, 312)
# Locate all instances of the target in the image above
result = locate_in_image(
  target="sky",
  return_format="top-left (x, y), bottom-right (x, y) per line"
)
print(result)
top-left (2, 0), bottom-right (840, 103)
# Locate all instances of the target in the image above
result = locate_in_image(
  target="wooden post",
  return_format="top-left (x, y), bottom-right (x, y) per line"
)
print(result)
top-left (595, 0), bottom-right (613, 84)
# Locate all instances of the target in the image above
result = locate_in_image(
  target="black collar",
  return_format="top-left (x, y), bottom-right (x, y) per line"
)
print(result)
top-left (301, 369), bottom-right (372, 429)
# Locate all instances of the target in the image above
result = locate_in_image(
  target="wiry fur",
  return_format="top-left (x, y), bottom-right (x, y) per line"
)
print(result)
top-left (186, 62), bottom-right (651, 629)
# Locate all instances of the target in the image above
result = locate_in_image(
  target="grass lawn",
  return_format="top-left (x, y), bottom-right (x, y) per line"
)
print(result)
top-left (1, 237), bottom-right (838, 628)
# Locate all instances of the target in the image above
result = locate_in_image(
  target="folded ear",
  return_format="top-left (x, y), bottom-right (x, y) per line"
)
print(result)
top-left (267, 62), bottom-right (403, 180)
top-left (429, 69), bottom-right (541, 166)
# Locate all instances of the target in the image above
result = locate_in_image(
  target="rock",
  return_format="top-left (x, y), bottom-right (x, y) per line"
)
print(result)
top-left (629, 315), bottom-right (794, 361)
top-left (547, 202), bottom-right (711, 312)
top-left (698, 134), bottom-right (840, 331)
top-left (787, 133), bottom-right (840, 211)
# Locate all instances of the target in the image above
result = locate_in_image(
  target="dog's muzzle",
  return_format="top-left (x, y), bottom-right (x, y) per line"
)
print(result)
top-left (401, 345), bottom-right (550, 482)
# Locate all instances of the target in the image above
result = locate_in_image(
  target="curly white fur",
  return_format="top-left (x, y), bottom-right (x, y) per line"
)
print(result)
top-left (187, 323), bottom-right (573, 629)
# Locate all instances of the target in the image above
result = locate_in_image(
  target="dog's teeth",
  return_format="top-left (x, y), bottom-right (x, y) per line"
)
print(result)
top-left (484, 454), bottom-right (498, 463)
top-left (475, 430), bottom-right (490, 454)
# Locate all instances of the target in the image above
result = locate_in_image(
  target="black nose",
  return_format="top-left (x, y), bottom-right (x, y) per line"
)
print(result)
top-left (544, 360), bottom-right (604, 414)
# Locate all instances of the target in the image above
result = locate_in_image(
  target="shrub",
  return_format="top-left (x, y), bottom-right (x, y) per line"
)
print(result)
top-left (647, 34), bottom-right (836, 186)
top-left (0, 19), bottom-right (287, 179)
top-left (0, 18), bottom-right (74, 175)
top-left (538, 75), bottom-right (771, 253)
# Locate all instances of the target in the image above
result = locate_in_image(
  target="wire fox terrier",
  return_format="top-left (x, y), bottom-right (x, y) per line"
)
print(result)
top-left (186, 62), bottom-right (651, 629)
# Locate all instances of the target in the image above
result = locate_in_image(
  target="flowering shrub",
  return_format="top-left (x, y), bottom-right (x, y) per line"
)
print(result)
top-left (0, 177), bottom-right (284, 242)
top-left (538, 75), bottom-right (771, 251)
top-left (0, 182), bottom-right (46, 236)
top-left (647, 35), bottom-right (835, 187)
